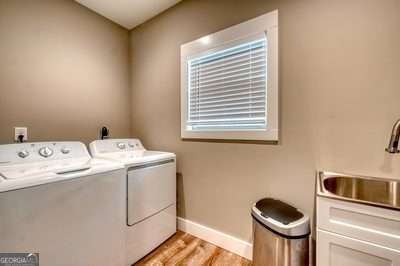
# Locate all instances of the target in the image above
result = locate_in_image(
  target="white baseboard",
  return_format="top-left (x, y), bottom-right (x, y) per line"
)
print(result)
top-left (177, 217), bottom-right (253, 260)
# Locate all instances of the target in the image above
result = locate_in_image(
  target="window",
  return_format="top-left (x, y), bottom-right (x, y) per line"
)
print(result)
top-left (181, 10), bottom-right (278, 141)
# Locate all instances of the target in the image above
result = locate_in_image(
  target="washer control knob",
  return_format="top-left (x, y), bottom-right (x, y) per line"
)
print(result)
top-left (117, 142), bottom-right (126, 149)
top-left (128, 142), bottom-right (135, 148)
top-left (18, 150), bottom-right (30, 158)
top-left (39, 147), bottom-right (54, 158)
top-left (61, 147), bottom-right (71, 154)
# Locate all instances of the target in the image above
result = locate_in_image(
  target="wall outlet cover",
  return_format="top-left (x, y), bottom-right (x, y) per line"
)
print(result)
top-left (14, 127), bottom-right (28, 141)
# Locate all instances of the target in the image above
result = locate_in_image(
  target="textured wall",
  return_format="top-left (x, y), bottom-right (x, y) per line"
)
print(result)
top-left (0, 0), bottom-right (131, 144)
top-left (129, 0), bottom-right (400, 242)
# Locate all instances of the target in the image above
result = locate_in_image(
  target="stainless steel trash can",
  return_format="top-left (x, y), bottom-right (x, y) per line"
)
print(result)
top-left (251, 198), bottom-right (310, 266)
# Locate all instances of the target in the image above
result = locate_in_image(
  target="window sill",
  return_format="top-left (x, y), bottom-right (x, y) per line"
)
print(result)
top-left (181, 138), bottom-right (279, 145)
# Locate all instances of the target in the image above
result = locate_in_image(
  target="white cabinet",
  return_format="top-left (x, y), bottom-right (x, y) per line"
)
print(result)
top-left (317, 197), bottom-right (400, 266)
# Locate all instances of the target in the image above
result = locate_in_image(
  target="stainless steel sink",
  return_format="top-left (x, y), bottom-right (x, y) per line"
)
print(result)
top-left (317, 171), bottom-right (400, 210)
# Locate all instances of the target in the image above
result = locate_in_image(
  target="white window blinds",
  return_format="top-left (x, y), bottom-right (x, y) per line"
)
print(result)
top-left (187, 38), bottom-right (267, 131)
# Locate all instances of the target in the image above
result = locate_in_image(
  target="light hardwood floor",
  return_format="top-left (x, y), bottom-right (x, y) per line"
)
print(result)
top-left (134, 231), bottom-right (252, 266)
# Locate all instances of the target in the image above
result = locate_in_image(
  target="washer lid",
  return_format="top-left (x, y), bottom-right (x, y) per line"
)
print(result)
top-left (0, 141), bottom-right (124, 193)
top-left (251, 198), bottom-right (310, 238)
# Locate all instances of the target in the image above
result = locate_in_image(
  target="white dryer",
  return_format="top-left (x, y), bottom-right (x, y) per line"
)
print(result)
top-left (89, 139), bottom-right (177, 265)
top-left (0, 142), bottom-right (126, 266)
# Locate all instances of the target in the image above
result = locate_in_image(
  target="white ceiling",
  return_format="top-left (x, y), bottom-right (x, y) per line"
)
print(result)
top-left (75, 0), bottom-right (182, 30)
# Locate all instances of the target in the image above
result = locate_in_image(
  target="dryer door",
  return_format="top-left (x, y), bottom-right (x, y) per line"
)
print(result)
top-left (127, 159), bottom-right (176, 226)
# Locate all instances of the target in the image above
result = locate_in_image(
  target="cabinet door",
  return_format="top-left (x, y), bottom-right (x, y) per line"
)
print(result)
top-left (317, 229), bottom-right (400, 266)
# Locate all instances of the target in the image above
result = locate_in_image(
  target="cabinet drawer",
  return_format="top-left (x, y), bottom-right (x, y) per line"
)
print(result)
top-left (317, 197), bottom-right (400, 250)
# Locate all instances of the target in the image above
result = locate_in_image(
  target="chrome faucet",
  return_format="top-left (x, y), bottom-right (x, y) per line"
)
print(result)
top-left (386, 119), bottom-right (400, 153)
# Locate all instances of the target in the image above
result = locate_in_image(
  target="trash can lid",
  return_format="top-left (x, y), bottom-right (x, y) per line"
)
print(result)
top-left (251, 198), bottom-right (310, 238)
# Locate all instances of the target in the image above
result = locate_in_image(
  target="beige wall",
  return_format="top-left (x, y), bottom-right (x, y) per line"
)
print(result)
top-left (130, 0), bottom-right (400, 241)
top-left (1, 0), bottom-right (399, 245)
top-left (0, 0), bottom-right (131, 144)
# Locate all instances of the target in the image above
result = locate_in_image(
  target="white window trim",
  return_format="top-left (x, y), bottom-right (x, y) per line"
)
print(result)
top-left (180, 10), bottom-right (279, 141)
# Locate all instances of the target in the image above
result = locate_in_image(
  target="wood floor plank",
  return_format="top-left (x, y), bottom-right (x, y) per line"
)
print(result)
top-left (164, 238), bottom-right (202, 265)
top-left (136, 232), bottom-right (195, 266)
top-left (134, 231), bottom-right (251, 266)
top-left (210, 250), bottom-right (245, 266)
top-left (178, 240), bottom-right (218, 266)
top-left (203, 247), bottom-right (223, 266)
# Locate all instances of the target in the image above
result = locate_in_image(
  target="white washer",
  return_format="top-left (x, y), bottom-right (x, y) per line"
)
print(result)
top-left (89, 139), bottom-right (176, 265)
top-left (0, 142), bottom-right (126, 266)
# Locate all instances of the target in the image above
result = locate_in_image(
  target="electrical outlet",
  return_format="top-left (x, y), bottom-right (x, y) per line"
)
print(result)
top-left (14, 127), bottom-right (28, 142)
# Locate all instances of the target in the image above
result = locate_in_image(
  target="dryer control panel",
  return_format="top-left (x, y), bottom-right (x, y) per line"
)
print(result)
top-left (89, 139), bottom-right (145, 154)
